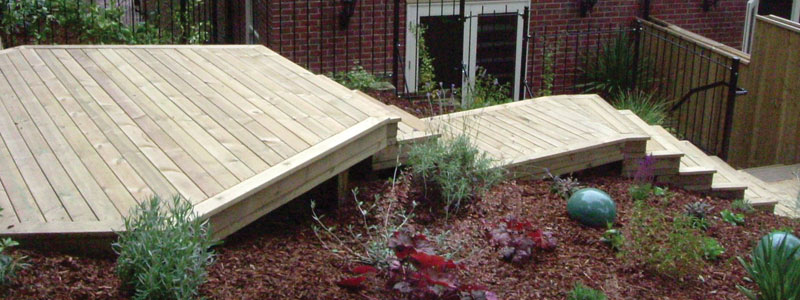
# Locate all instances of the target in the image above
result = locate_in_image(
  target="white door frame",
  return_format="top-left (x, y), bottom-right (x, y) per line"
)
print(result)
top-left (405, 0), bottom-right (528, 100)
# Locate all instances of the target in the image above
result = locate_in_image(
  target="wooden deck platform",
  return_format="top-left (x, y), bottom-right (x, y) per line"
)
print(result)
top-left (423, 95), bottom-right (650, 179)
top-left (0, 45), bottom-right (415, 241)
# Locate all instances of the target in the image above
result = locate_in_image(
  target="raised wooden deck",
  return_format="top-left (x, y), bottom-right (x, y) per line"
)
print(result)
top-left (423, 95), bottom-right (650, 179)
top-left (0, 45), bottom-right (413, 240)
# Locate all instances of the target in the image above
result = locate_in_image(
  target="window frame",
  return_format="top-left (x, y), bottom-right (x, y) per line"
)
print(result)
top-left (405, 0), bottom-right (529, 101)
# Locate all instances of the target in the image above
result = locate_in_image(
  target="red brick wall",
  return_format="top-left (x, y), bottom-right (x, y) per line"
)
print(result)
top-left (227, 0), bottom-right (746, 93)
top-left (651, 0), bottom-right (747, 49)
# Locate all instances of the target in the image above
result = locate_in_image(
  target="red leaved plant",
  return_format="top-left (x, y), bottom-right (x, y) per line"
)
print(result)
top-left (335, 227), bottom-right (497, 299)
top-left (487, 216), bottom-right (557, 264)
top-left (386, 228), bottom-right (498, 300)
top-left (336, 276), bottom-right (368, 290)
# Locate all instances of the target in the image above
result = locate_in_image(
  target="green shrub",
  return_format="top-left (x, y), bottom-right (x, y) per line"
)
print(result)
top-left (737, 234), bottom-right (800, 300)
top-left (0, 238), bottom-right (26, 286)
top-left (0, 208), bottom-right (27, 285)
top-left (568, 282), bottom-right (607, 300)
top-left (407, 134), bottom-right (504, 217)
top-left (702, 237), bottom-right (725, 261)
top-left (611, 90), bottom-right (669, 125)
top-left (0, 0), bottom-right (209, 46)
top-left (628, 183), bottom-right (652, 201)
top-left (113, 196), bottom-right (216, 300)
top-left (577, 32), bottom-right (655, 97)
top-left (626, 201), bottom-right (706, 279)
top-left (461, 66), bottom-right (512, 109)
top-left (330, 64), bottom-right (391, 91)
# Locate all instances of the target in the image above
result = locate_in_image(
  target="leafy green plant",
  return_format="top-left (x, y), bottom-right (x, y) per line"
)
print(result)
top-left (611, 90), bottom-right (669, 125)
top-left (737, 234), bottom-right (800, 300)
top-left (626, 201), bottom-right (706, 279)
top-left (600, 224), bottom-right (625, 252)
top-left (330, 64), bottom-right (391, 91)
top-left (731, 199), bottom-right (755, 214)
top-left (407, 134), bottom-right (505, 217)
top-left (461, 66), bottom-right (512, 109)
top-left (577, 32), bottom-right (655, 97)
top-left (702, 237), bottom-right (725, 261)
top-left (113, 195), bottom-right (216, 300)
top-left (0, 208), bottom-right (27, 285)
top-left (568, 282), bottom-right (607, 300)
top-left (721, 209), bottom-right (745, 226)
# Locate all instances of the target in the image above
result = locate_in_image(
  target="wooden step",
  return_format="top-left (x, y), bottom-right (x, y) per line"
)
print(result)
top-left (644, 126), bottom-right (715, 191)
top-left (700, 156), bottom-right (779, 210)
top-left (617, 110), bottom-right (682, 176)
top-left (675, 141), bottom-right (747, 198)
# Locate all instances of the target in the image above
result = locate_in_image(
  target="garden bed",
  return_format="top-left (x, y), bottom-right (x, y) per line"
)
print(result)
top-left (2, 170), bottom-right (798, 299)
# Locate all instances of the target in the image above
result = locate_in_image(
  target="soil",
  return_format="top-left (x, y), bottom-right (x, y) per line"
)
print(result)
top-left (366, 90), bottom-right (457, 118)
top-left (3, 168), bottom-right (799, 300)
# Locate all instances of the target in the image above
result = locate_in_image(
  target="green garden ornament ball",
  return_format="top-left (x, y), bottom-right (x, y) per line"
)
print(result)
top-left (567, 188), bottom-right (617, 227)
top-left (755, 231), bottom-right (800, 260)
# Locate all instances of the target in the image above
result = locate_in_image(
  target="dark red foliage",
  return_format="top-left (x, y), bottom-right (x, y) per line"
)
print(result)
top-left (409, 252), bottom-right (459, 270)
top-left (351, 265), bottom-right (378, 275)
top-left (386, 228), bottom-right (495, 299)
top-left (336, 276), bottom-right (367, 290)
top-left (388, 227), bottom-right (436, 259)
top-left (487, 216), bottom-right (557, 263)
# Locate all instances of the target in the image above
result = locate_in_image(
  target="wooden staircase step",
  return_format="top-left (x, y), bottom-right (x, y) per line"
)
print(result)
top-left (701, 157), bottom-right (784, 210)
top-left (618, 110), bottom-right (683, 158)
top-left (676, 141), bottom-right (746, 198)
top-left (660, 134), bottom-right (715, 175)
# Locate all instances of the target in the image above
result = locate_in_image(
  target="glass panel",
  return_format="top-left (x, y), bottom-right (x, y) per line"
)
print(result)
top-left (475, 14), bottom-right (517, 96)
top-left (759, 0), bottom-right (794, 19)
top-left (419, 16), bottom-right (464, 89)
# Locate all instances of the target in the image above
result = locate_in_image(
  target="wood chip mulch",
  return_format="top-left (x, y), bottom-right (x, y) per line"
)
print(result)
top-left (3, 173), bottom-right (799, 299)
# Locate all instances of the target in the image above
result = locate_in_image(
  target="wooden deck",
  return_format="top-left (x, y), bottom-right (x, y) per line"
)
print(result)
top-left (423, 95), bottom-right (650, 178)
top-left (0, 45), bottom-right (414, 240)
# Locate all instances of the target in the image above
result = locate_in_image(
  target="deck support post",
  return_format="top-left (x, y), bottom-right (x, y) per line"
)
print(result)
top-left (337, 169), bottom-right (350, 208)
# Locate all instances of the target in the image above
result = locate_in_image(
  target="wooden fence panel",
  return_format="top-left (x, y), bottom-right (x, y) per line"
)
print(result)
top-left (732, 16), bottom-right (800, 168)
